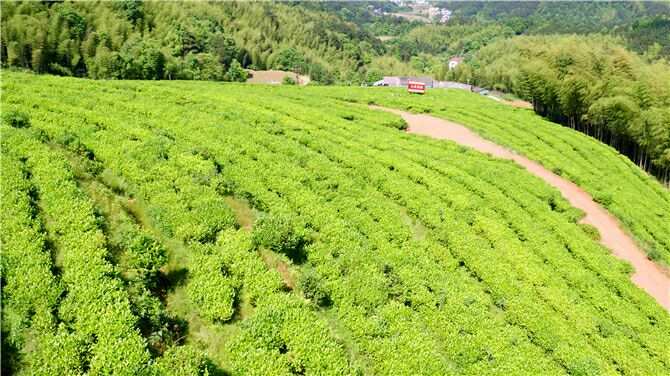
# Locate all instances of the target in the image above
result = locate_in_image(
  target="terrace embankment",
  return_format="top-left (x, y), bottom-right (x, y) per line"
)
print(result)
top-left (370, 105), bottom-right (670, 311)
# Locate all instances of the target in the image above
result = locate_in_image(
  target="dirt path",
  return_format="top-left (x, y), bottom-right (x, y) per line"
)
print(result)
top-left (370, 105), bottom-right (670, 311)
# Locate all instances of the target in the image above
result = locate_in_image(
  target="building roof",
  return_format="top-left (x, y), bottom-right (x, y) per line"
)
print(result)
top-left (405, 76), bottom-right (433, 85)
top-left (381, 76), bottom-right (434, 87)
top-left (383, 76), bottom-right (403, 85)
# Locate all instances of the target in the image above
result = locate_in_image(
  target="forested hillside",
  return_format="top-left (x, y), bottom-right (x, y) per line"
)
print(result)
top-left (0, 1), bottom-right (393, 83)
top-left (438, 1), bottom-right (670, 56)
top-left (4, 1), bottom-right (670, 83)
top-left (3, 71), bottom-right (670, 375)
top-left (452, 35), bottom-right (670, 184)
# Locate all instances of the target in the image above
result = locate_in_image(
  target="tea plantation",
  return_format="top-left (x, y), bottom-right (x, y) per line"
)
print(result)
top-left (2, 72), bottom-right (669, 375)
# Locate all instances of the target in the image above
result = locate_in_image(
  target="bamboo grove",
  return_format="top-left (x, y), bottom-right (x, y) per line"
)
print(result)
top-left (0, 1), bottom-right (383, 83)
top-left (2, 72), bottom-right (669, 374)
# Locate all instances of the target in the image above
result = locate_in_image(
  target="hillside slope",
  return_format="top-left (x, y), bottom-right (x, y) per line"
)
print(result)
top-left (2, 72), bottom-right (669, 374)
top-left (0, 1), bottom-right (385, 82)
top-left (325, 87), bottom-right (670, 265)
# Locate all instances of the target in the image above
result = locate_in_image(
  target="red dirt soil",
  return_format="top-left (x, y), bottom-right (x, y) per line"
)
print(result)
top-left (371, 105), bottom-right (670, 311)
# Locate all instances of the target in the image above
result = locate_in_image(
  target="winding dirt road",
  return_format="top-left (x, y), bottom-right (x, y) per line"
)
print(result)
top-left (371, 105), bottom-right (670, 311)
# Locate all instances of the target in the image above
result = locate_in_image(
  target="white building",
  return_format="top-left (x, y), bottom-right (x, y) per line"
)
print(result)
top-left (448, 56), bottom-right (464, 70)
top-left (428, 7), bottom-right (452, 23)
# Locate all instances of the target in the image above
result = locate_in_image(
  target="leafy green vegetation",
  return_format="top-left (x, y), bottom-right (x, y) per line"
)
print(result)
top-left (5, 1), bottom-right (668, 85)
top-left (0, 0), bottom-right (388, 83)
top-left (453, 34), bottom-right (670, 182)
top-left (328, 86), bottom-right (670, 264)
top-left (443, 1), bottom-right (670, 55)
top-left (2, 71), bottom-right (669, 374)
top-left (1, 109), bottom-right (30, 128)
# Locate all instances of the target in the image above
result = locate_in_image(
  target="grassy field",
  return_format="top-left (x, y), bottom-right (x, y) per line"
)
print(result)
top-left (2, 72), bottom-right (669, 375)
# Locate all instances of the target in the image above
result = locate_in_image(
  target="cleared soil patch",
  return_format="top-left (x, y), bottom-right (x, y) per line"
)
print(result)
top-left (377, 35), bottom-right (397, 42)
top-left (246, 69), bottom-right (310, 86)
top-left (508, 100), bottom-right (533, 109)
top-left (370, 105), bottom-right (670, 311)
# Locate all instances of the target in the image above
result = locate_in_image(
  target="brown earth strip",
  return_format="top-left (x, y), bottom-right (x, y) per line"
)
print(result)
top-left (370, 105), bottom-right (670, 311)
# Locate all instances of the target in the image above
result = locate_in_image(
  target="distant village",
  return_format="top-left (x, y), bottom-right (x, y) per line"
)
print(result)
top-left (246, 56), bottom-right (468, 91)
top-left (371, 0), bottom-right (453, 24)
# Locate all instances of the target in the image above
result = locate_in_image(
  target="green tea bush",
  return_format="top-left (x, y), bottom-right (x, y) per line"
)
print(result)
top-left (298, 267), bottom-right (331, 307)
top-left (579, 223), bottom-right (601, 241)
top-left (187, 245), bottom-right (239, 322)
top-left (252, 213), bottom-right (308, 262)
top-left (2, 110), bottom-right (30, 128)
top-left (153, 345), bottom-right (211, 376)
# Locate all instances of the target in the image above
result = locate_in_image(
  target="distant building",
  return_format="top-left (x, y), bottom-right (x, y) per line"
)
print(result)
top-left (433, 81), bottom-right (472, 90)
top-left (375, 76), bottom-right (434, 88)
top-left (373, 77), bottom-right (475, 92)
top-left (448, 56), bottom-right (464, 70)
top-left (428, 7), bottom-right (452, 23)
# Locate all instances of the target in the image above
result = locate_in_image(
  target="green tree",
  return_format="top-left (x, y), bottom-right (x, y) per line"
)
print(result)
top-left (211, 33), bottom-right (239, 67)
top-left (364, 68), bottom-right (383, 84)
top-left (119, 36), bottom-right (165, 79)
top-left (273, 47), bottom-right (307, 73)
top-left (224, 59), bottom-right (248, 82)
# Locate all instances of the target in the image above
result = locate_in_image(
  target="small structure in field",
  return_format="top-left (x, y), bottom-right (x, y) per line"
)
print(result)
top-left (448, 56), bottom-right (463, 70)
top-left (407, 81), bottom-right (426, 94)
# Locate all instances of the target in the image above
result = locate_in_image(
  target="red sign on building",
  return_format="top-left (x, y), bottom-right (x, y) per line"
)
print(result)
top-left (407, 81), bottom-right (426, 94)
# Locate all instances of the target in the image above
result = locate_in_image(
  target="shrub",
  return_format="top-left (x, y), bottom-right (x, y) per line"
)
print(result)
top-left (298, 268), bottom-right (331, 307)
top-left (593, 192), bottom-right (613, 207)
top-left (187, 246), bottom-right (238, 322)
top-left (153, 345), bottom-right (211, 376)
top-left (224, 59), bottom-right (248, 82)
top-left (2, 110), bottom-right (30, 128)
top-left (579, 223), bottom-right (601, 241)
top-left (383, 117), bottom-right (408, 130)
top-left (252, 213), bottom-right (308, 262)
top-left (282, 75), bottom-right (297, 85)
top-left (647, 247), bottom-right (662, 262)
top-left (123, 230), bottom-right (167, 280)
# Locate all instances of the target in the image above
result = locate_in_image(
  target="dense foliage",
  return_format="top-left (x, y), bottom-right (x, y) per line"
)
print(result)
top-left (453, 35), bottom-right (670, 182)
top-left (5, 1), bottom-right (668, 85)
top-left (440, 0), bottom-right (670, 56)
top-left (300, 1), bottom-right (422, 37)
top-left (0, 0), bottom-right (389, 83)
top-left (2, 71), bottom-right (669, 374)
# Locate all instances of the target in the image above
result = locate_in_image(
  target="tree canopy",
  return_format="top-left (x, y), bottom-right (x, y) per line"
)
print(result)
top-left (0, 1), bottom-right (397, 83)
